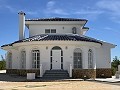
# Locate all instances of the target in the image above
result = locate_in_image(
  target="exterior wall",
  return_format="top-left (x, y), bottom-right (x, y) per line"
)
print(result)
top-left (96, 43), bottom-right (111, 68)
top-left (6, 41), bottom-right (100, 71)
top-left (29, 24), bottom-right (83, 37)
top-left (4, 41), bottom-right (113, 78)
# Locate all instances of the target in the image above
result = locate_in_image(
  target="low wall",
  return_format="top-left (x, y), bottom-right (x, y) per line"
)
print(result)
top-left (72, 69), bottom-right (96, 79)
top-left (6, 69), bottom-right (40, 76)
top-left (96, 68), bottom-right (112, 78)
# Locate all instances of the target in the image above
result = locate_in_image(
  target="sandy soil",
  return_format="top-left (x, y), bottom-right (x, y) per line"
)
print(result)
top-left (0, 71), bottom-right (120, 90)
top-left (0, 81), bottom-right (120, 90)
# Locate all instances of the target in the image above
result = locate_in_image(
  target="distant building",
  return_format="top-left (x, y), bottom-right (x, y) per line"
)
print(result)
top-left (1, 11), bottom-right (116, 78)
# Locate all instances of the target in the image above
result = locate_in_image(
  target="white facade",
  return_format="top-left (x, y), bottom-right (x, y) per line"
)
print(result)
top-left (1, 12), bottom-right (116, 77)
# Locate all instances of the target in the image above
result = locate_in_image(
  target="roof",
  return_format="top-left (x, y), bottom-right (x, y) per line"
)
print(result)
top-left (25, 17), bottom-right (87, 21)
top-left (1, 34), bottom-right (102, 47)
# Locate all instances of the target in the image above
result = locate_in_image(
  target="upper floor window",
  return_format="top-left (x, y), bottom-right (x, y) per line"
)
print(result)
top-left (45, 29), bottom-right (56, 33)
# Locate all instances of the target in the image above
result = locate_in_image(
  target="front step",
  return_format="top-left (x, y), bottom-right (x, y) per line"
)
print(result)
top-left (43, 70), bottom-right (69, 79)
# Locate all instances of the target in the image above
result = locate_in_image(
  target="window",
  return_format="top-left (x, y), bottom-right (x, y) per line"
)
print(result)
top-left (32, 50), bottom-right (40, 69)
top-left (88, 49), bottom-right (93, 68)
top-left (8, 52), bottom-right (12, 69)
top-left (74, 48), bottom-right (82, 69)
top-left (51, 29), bottom-right (56, 33)
top-left (45, 29), bottom-right (50, 33)
top-left (45, 29), bottom-right (56, 33)
top-left (21, 51), bottom-right (26, 69)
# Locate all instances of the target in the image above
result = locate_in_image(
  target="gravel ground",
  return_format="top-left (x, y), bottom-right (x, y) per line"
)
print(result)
top-left (0, 81), bottom-right (120, 90)
top-left (0, 70), bottom-right (120, 90)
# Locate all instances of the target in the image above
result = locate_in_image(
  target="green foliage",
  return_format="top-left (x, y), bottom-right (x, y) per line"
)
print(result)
top-left (0, 61), bottom-right (6, 70)
top-left (111, 56), bottom-right (120, 75)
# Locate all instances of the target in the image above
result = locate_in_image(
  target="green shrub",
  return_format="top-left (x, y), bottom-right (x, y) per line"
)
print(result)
top-left (0, 61), bottom-right (6, 70)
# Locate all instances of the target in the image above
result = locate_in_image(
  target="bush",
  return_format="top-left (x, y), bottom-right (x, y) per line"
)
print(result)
top-left (0, 61), bottom-right (6, 70)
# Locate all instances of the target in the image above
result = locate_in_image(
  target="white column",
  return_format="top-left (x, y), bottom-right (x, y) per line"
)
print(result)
top-left (40, 64), bottom-right (43, 77)
top-left (83, 47), bottom-right (88, 69)
top-left (118, 65), bottom-right (120, 71)
top-left (69, 64), bottom-right (72, 77)
top-left (26, 47), bottom-right (31, 69)
top-left (93, 48), bottom-right (96, 69)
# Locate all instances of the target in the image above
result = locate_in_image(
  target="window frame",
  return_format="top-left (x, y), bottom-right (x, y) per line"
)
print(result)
top-left (73, 48), bottom-right (82, 69)
top-left (21, 50), bottom-right (26, 69)
top-left (45, 29), bottom-right (56, 33)
top-left (88, 49), bottom-right (93, 69)
top-left (8, 52), bottom-right (12, 69)
top-left (32, 50), bottom-right (40, 69)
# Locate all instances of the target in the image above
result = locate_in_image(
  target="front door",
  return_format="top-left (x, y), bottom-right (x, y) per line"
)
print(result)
top-left (52, 50), bottom-right (61, 69)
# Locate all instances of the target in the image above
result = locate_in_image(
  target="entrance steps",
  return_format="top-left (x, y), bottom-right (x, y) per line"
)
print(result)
top-left (43, 70), bottom-right (69, 79)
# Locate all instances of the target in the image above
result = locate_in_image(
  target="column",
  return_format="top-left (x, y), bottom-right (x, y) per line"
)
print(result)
top-left (83, 47), bottom-right (88, 69)
top-left (26, 47), bottom-right (31, 69)
top-left (93, 48), bottom-right (96, 69)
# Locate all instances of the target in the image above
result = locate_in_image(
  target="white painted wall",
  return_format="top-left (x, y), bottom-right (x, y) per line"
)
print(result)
top-left (5, 40), bottom-right (114, 75)
top-left (28, 24), bottom-right (83, 37)
top-left (96, 43), bottom-right (112, 68)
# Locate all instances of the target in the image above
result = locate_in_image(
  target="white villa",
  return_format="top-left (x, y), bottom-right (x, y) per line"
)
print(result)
top-left (1, 11), bottom-right (116, 78)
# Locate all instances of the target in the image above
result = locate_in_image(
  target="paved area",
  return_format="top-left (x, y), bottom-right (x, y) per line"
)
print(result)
top-left (95, 78), bottom-right (120, 83)
top-left (0, 70), bottom-right (120, 90)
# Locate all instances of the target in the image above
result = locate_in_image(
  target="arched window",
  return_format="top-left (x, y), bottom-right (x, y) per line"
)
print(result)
top-left (8, 52), bottom-right (12, 69)
top-left (74, 48), bottom-right (82, 69)
top-left (32, 50), bottom-right (40, 69)
top-left (21, 50), bottom-right (26, 69)
top-left (88, 49), bottom-right (93, 68)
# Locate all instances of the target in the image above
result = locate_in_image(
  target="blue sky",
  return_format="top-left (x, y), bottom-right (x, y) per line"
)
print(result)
top-left (0, 0), bottom-right (120, 60)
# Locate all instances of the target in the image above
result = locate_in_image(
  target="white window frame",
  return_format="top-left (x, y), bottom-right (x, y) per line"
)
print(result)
top-left (88, 49), bottom-right (93, 68)
top-left (73, 48), bottom-right (82, 69)
top-left (32, 50), bottom-right (40, 69)
top-left (8, 52), bottom-right (12, 69)
top-left (45, 29), bottom-right (56, 33)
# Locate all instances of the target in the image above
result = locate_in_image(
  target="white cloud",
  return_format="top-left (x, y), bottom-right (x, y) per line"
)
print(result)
top-left (96, 0), bottom-right (120, 13)
top-left (74, 10), bottom-right (103, 15)
top-left (47, 1), bottom-right (55, 9)
top-left (4, 5), bottom-right (16, 13)
top-left (44, 0), bottom-right (69, 16)
top-left (96, 0), bottom-right (120, 23)
top-left (25, 11), bottom-right (39, 16)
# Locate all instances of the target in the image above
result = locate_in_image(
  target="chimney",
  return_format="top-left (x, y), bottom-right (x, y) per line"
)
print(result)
top-left (18, 11), bottom-right (26, 40)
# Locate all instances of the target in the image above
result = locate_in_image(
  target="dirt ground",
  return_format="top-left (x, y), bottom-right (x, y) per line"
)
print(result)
top-left (0, 71), bottom-right (120, 90)
top-left (0, 81), bottom-right (120, 90)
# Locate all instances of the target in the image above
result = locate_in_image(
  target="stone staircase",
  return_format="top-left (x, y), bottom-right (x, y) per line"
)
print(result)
top-left (43, 70), bottom-right (69, 79)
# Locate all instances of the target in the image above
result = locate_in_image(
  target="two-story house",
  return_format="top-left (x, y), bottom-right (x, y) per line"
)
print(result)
top-left (1, 11), bottom-right (116, 79)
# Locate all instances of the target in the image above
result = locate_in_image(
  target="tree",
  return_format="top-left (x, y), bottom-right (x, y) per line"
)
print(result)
top-left (1, 55), bottom-right (5, 61)
top-left (0, 55), bottom-right (6, 70)
top-left (111, 56), bottom-right (120, 75)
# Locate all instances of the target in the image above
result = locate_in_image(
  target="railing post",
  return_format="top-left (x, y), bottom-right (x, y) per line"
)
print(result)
top-left (70, 64), bottom-right (72, 77)
top-left (40, 64), bottom-right (42, 77)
